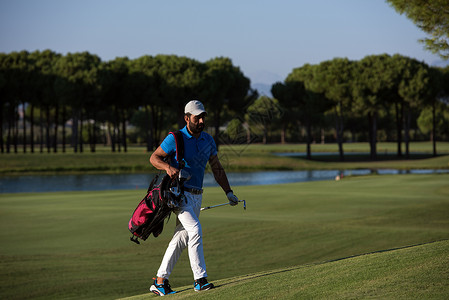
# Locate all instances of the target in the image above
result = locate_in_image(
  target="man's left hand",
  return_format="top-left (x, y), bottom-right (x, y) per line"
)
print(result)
top-left (227, 191), bottom-right (239, 206)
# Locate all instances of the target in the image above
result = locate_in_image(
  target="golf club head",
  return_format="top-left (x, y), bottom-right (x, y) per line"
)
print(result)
top-left (170, 186), bottom-right (181, 197)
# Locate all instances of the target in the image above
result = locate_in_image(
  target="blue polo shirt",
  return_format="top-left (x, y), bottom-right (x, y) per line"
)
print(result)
top-left (160, 126), bottom-right (217, 189)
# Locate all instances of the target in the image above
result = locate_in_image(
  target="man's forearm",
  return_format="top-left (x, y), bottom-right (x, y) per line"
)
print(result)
top-left (150, 147), bottom-right (179, 178)
top-left (214, 170), bottom-right (231, 193)
top-left (150, 154), bottom-right (169, 171)
top-left (210, 157), bottom-right (232, 193)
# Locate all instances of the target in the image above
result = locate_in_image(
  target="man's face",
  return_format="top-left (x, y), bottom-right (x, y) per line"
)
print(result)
top-left (186, 113), bottom-right (206, 135)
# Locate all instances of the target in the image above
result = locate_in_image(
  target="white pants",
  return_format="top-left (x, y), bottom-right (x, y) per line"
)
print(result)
top-left (156, 192), bottom-right (207, 280)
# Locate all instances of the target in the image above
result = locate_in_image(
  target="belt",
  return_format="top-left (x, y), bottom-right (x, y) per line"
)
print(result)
top-left (184, 187), bottom-right (203, 195)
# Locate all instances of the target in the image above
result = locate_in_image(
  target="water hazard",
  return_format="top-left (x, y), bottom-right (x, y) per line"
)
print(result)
top-left (1, 169), bottom-right (448, 194)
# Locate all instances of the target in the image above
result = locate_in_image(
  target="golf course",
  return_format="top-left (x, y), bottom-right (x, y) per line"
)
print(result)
top-left (1, 142), bottom-right (449, 299)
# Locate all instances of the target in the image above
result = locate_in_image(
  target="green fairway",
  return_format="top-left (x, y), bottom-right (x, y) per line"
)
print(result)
top-left (122, 240), bottom-right (449, 300)
top-left (1, 174), bottom-right (448, 299)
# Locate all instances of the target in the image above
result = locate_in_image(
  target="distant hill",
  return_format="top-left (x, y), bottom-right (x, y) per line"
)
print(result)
top-left (248, 69), bottom-right (283, 98)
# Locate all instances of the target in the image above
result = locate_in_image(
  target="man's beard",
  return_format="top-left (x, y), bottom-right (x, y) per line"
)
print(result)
top-left (188, 122), bottom-right (204, 135)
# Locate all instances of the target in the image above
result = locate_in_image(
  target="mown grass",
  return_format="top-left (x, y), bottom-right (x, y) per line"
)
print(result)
top-left (1, 142), bottom-right (449, 174)
top-left (122, 240), bottom-right (449, 300)
top-left (1, 174), bottom-right (448, 299)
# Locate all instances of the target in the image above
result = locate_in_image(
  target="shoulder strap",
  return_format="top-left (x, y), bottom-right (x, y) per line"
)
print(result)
top-left (169, 130), bottom-right (185, 169)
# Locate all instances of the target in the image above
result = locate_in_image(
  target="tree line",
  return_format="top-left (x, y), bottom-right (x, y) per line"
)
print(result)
top-left (270, 54), bottom-right (449, 160)
top-left (0, 50), bottom-right (254, 154)
top-left (1, 51), bottom-right (448, 160)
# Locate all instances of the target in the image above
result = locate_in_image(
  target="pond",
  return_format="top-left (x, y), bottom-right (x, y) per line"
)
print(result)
top-left (273, 151), bottom-right (434, 158)
top-left (1, 169), bottom-right (448, 194)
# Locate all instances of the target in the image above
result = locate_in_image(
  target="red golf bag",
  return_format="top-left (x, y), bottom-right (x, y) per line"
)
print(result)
top-left (128, 131), bottom-right (185, 244)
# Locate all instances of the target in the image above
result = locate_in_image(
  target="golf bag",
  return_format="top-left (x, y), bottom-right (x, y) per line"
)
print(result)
top-left (128, 131), bottom-right (185, 244)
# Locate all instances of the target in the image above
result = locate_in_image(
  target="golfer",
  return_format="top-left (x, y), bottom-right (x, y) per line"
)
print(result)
top-left (149, 100), bottom-right (239, 296)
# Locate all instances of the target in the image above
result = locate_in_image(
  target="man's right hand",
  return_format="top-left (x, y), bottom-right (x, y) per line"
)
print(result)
top-left (166, 165), bottom-right (179, 179)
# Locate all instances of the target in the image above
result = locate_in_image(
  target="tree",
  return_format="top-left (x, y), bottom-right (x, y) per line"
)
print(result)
top-left (246, 96), bottom-right (282, 144)
top-left (315, 58), bottom-right (355, 160)
top-left (353, 54), bottom-right (397, 160)
top-left (0, 63), bottom-right (5, 153)
top-left (30, 50), bottom-right (62, 153)
top-left (271, 81), bottom-right (303, 144)
top-left (225, 118), bottom-right (245, 142)
top-left (387, 0), bottom-right (449, 60)
top-left (0, 53), bottom-right (8, 153)
top-left (0, 53), bottom-right (12, 153)
top-left (389, 54), bottom-right (410, 157)
top-left (284, 65), bottom-right (333, 158)
top-left (0, 51), bottom-right (34, 153)
top-left (201, 57), bottom-right (251, 146)
top-left (397, 58), bottom-right (431, 158)
top-left (54, 52), bottom-right (101, 153)
top-left (419, 66), bottom-right (445, 156)
top-left (100, 57), bottom-right (134, 152)
top-left (156, 55), bottom-right (203, 130)
top-left (127, 55), bottom-right (161, 151)
top-left (417, 104), bottom-right (447, 147)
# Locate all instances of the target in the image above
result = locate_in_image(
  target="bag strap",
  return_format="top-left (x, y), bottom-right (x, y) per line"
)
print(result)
top-left (169, 130), bottom-right (185, 169)
top-left (147, 173), bottom-right (159, 193)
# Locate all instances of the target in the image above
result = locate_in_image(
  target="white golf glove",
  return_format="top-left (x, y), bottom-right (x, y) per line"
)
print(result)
top-left (227, 191), bottom-right (239, 206)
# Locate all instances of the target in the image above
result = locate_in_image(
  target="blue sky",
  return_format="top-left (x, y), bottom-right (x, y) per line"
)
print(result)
top-left (0, 0), bottom-right (446, 85)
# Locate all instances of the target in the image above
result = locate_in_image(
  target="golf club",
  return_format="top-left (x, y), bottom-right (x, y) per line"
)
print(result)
top-left (201, 199), bottom-right (246, 211)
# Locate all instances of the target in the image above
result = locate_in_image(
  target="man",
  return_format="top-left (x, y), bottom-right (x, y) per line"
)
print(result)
top-left (149, 100), bottom-right (239, 296)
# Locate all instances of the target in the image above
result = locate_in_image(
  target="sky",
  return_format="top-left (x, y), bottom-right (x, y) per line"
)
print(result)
top-left (0, 0), bottom-right (446, 86)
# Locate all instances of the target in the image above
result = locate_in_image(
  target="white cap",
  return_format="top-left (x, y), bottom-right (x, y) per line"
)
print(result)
top-left (184, 100), bottom-right (207, 116)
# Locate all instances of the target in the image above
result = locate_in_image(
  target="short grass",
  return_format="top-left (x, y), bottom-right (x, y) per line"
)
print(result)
top-left (1, 142), bottom-right (449, 174)
top-left (1, 174), bottom-right (448, 299)
top-left (122, 240), bottom-right (449, 300)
